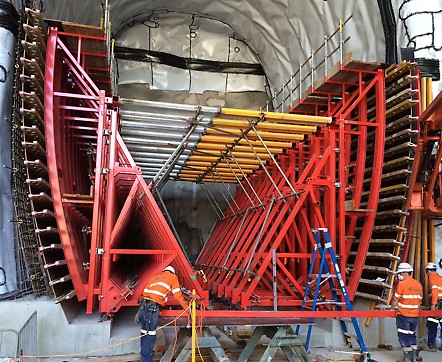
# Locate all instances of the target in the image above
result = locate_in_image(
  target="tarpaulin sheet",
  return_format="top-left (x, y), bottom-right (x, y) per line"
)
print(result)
top-left (0, 26), bottom-right (17, 295)
top-left (39, 0), bottom-right (442, 94)
top-left (114, 12), bottom-right (266, 93)
top-left (40, 0), bottom-right (385, 95)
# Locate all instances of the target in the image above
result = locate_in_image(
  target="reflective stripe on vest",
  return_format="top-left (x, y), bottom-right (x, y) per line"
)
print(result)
top-left (398, 302), bottom-right (421, 309)
top-left (431, 285), bottom-right (442, 298)
top-left (427, 317), bottom-right (441, 323)
top-left (144, 288), bottom-right (168, 302)
top-left (397, 328), bottom-right (415, 335)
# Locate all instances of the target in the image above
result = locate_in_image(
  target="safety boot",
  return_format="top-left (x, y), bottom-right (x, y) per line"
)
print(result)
top-left (412, 348), bottom-right (421, 362)
top-left (411, 346), bottom-right (421, 361)
top-left (396, 349), bottom-right (413, 362)
top-left (414, 350), bottom-right (422, 361)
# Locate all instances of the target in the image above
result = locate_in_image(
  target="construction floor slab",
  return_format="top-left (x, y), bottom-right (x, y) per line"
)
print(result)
top-left (45, 347), bottom-right (442, 362)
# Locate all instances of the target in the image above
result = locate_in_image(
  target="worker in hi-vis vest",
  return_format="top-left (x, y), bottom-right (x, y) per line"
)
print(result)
top-left (423, 262), bottom-right (442, 352)
top-left (136, 266), bottom-right (189, 362)
top-left (391, 262), bottom-right (423, 362)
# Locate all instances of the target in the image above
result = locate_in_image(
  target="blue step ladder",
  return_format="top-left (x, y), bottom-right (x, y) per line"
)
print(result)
top-left (295, 228), bottom-right (368, 357)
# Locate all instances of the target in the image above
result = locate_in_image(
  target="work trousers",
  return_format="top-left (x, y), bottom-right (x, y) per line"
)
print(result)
top-left (140, 300), bottom-right (160, 362)
top-left (427, 316), bottom-right (442, 348)
top-left (396, 314), bottom-right (418, 348)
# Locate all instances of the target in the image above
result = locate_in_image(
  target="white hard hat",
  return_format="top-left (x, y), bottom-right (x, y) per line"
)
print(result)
top-left (397, 262), bottom-right (413, 273)
top-left (163, 265), bottom-right (175, 274)
top-left (426, 262), bottom-right (438, 270)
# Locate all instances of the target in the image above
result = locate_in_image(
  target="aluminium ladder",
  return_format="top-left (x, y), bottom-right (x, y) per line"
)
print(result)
top-left (296, 228), bottom-right (368, 356)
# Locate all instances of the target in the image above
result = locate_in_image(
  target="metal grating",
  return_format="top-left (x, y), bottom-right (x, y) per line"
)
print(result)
top-left (10, 5), bottom-right (49, 298)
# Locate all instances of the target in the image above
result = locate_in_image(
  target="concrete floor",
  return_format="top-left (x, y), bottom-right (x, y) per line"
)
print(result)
top-left (46, 348), bottom-right (442, 362)
top-left (46, 325), bottom-right (442, 362)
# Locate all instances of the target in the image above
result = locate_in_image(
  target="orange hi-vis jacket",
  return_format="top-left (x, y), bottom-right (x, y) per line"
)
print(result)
top-left (143, 270), bottom-right (189, 309)
top-left (429, 272), bottom-right (442, 306)
top-left (393, 275), bottom-right (423, 317)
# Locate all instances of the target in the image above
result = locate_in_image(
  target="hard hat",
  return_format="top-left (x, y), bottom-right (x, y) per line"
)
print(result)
top-left (163, 265), bottom-right (175, 274)
top-left (426, 262), bottom-right (438, 270)
top-left (397, 262), bottom-right (413, 273)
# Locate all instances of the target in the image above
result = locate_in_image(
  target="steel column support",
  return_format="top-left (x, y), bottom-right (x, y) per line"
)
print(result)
top-left (98, 108), bottom-right (118, 312)
top-left (345, 69), bottom-right (386, 297)
top-left (86, 91), bottom-right (107, 312)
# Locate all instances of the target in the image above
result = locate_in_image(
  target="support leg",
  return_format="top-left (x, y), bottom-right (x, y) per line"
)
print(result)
top-left (270, 326), bottom-right (312, 362)
top-left (238, 326), bottom-right (266, 362)
top-left (201, 327), bottom-right (230, 362)
top-left (160, 328), bottom-right (191, 362)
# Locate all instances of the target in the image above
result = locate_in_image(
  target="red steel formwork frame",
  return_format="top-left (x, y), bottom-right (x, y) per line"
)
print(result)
top-left (196, 68), bottom-right (387, 308)
top-left (43, 24), bottom-right (442, 321)
top-left (44, 26), bottom-right (207, 316)
top-left (44, 23), bottom-right (387, 315)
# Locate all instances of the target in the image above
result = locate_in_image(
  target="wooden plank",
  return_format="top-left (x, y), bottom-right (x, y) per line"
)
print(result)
top-left (22, 140), bottom-right (47, 159)
top-left (20, 107), bottom-right (44, 129)
top-left (27, 178), bottom-right (51, 193)
top-left (24, 159), bottom-right (48, 176)
top-left (20, 74), bottom-right (44, 97)
top-left (295, 53), bottom-right (382, 107)
top-left (21, 125), bottom-right (45, 144)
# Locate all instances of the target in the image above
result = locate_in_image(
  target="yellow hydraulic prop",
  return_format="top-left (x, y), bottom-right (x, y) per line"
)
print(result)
top-left (191, 289), bottom-right (197, 362)
top-left (220, 107), bottom-right (332, 125)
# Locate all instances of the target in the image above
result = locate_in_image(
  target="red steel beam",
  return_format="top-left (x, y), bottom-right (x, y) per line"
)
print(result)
top-left (159, 309), bottom-right (442, 326)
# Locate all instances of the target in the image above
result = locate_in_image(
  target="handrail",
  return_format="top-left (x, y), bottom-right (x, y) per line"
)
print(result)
top-left (265, 15), bottom-right (353, 113)
top-left (102, 0), bottom-right (118, 94)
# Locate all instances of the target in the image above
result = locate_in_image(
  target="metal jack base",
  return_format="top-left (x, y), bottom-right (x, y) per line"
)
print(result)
top-left (238, 325), bottom-right (312, 362)
top-left (160, 327), bottom-right (230, 362)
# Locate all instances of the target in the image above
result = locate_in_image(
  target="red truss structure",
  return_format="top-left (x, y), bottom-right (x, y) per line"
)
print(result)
top-left (196, 67), bottom-right (387, 308)
top-left (42, 22), bottom-right (442, 322)
top-left (44, 26), bottom-right (207, 315)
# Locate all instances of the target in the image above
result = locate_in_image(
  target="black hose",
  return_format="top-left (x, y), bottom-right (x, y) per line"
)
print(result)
top-left (0, 0), bottom-right (19, 38)
top-left (377, 0), bottom-right (398, 64)
top-left (114, 46), bottom-right (265, 75)
top-left (415, 58), bottom-right (440, 81)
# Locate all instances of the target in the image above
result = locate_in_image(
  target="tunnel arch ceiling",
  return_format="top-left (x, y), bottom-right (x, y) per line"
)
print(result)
top-left (114, 11), bottom-right (268, 94)
top-left (40, 0), bottom-right (386, 95)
